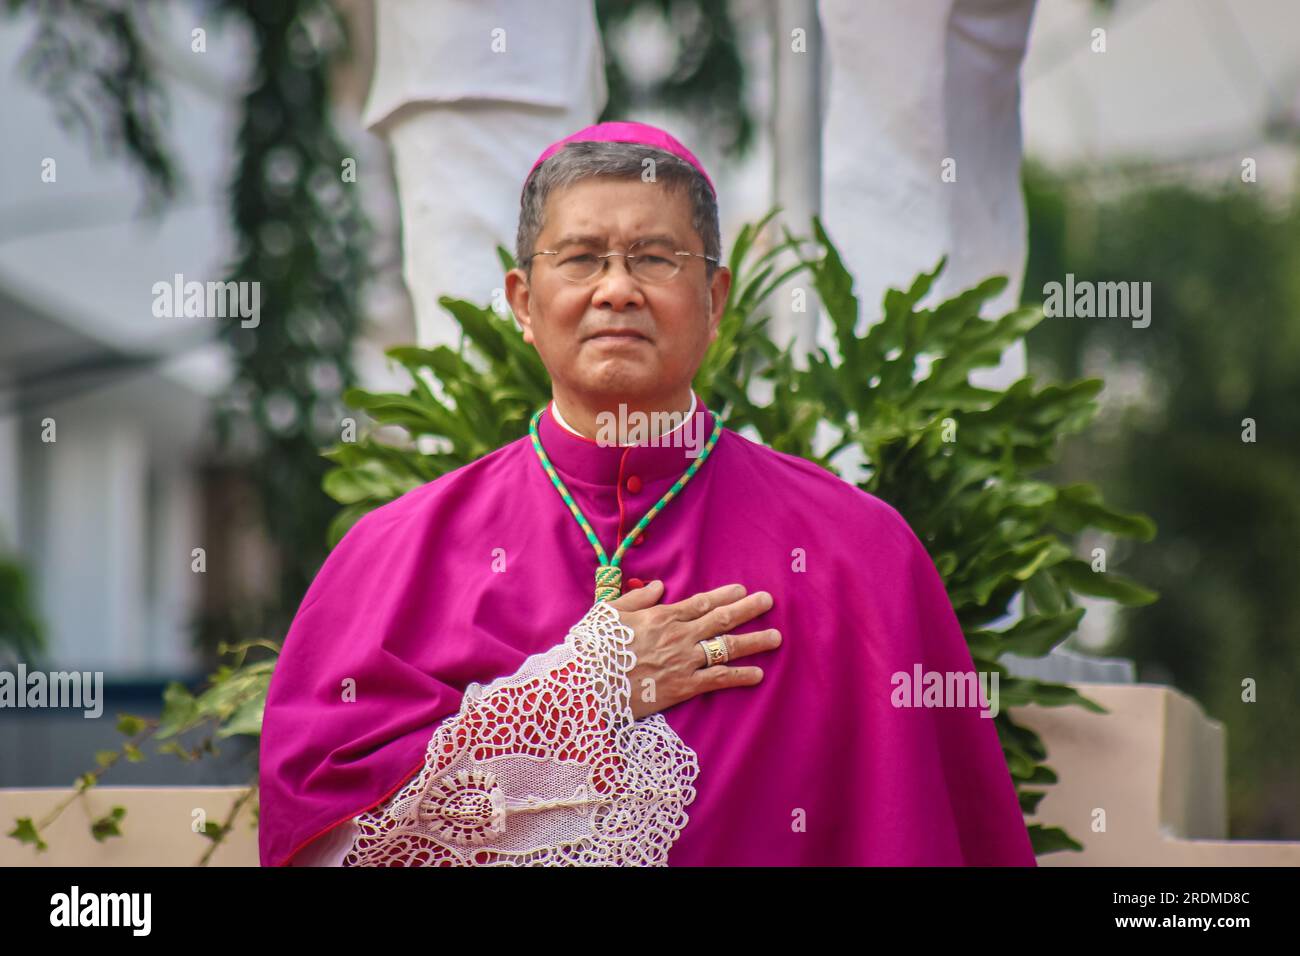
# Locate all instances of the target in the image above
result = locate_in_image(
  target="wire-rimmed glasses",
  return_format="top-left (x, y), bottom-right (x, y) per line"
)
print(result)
top-left (523, 238), bottom-right (718, 284)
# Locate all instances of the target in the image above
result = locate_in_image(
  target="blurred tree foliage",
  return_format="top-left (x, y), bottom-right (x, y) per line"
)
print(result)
top-left (0, 555), bottom-right (43, 662)
top-left (1022, 162), bottom-right (1300, 839)
top-left (205, 0), bottom-right (368, 651)
top-left (596, 0), bottom-right (753, 155)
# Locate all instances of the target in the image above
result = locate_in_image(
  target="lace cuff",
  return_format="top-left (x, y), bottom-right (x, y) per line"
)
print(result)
top-left (341, 601), bottom-right (699, 866)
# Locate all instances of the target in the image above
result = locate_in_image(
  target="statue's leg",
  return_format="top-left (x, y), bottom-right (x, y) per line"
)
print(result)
top-left (819, 0), bottom-right (1034, 387)
top-left (365, 0), bottom-right (607, 349)
top-left (941, 0), bottom-right (1036, 388)
top-left (819, 0), bottom-right (959, 336)
top-left (383, 98), bottom-right (603, 348)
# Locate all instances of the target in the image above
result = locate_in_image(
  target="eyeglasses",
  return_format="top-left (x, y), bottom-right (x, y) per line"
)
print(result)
top-left (524, 239), bottom-right (718, 284)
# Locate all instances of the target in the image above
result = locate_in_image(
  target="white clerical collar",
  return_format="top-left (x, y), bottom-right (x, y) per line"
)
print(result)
top-left (551, 392), bottom-right (697, 440)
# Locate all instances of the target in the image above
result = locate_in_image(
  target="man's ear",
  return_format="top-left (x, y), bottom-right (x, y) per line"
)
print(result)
top-left (707, 266), bottom-right (731, 342)
top-left (505, 267), bottom-right (535, 344)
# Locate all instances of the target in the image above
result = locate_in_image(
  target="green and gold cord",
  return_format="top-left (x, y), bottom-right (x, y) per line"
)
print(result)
top-left (529, 406), bottom-right (722, 602)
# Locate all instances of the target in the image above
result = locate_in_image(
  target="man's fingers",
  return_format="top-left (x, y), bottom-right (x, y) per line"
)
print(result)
top-left (664, 583), bottom-right (747, 622)
top-left (692, 591), bottom-right (773, 638)
top-left (607, 578), bottom-right (664, 613)
top-left (691, 664), bottom-right (764, 692)
top-left (701, 628), bottom-right (781, 665)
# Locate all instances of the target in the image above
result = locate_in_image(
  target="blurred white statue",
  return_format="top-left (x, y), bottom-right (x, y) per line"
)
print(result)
top-left (819, 0), bottom-right (1036, 388)
top-left (362, 0), bottom-right (606, 347)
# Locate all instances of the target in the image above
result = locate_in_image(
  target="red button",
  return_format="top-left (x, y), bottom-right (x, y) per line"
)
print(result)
top-left (634, 533), bottom-right (645, 546)
top-left (626, 577), bottom-right (645, 590)
top-left (626, 475), bottom-right (642, 493)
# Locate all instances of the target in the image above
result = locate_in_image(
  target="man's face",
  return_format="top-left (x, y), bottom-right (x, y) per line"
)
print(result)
top-left (506, 177), bottom-right (730, 408)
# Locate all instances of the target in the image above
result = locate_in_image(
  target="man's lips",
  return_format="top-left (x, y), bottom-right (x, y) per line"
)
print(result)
top-left (586, 329), bottom-right (649, 341)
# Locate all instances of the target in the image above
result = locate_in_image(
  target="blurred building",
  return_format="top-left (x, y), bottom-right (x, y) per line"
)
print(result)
top-left (0, 11), bottom-right (245, 679)
top-left (0, 3), bottom-right (411, 785)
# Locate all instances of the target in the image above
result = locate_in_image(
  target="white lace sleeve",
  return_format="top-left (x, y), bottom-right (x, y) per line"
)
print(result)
top-left (341, 601), bottom-right (700, 866)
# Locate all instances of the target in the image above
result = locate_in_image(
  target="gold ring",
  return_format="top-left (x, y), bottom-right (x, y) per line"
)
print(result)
top-left (698, 636), bottom-right (729, 668)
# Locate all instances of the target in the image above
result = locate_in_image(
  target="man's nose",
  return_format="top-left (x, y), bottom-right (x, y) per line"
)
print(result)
top-left (591, 258), bottom-right (645, 310)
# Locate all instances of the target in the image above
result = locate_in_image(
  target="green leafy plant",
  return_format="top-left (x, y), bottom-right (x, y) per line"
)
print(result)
top-left (758, 220), bottom-right (1158, 853)
top-left (7, 641), bottom-right (272, 863)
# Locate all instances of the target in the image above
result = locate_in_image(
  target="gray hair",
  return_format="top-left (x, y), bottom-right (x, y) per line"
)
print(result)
top-left (516, 141), bottom-right (721, 279)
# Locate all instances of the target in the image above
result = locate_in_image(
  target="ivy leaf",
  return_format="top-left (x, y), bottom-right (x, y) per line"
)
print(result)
top-left (116, 714), bottom-right (147, 737)
top-left (217, 696), bottom-right (265, 739)
top-left (90, 806), bottom-right (127, 843)
top-left (156, 681), bottom-right (199, 739)
top-left (156, 741), bottom-right (196, 762)
top-left (8, 817), bottom-right (48, 852)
